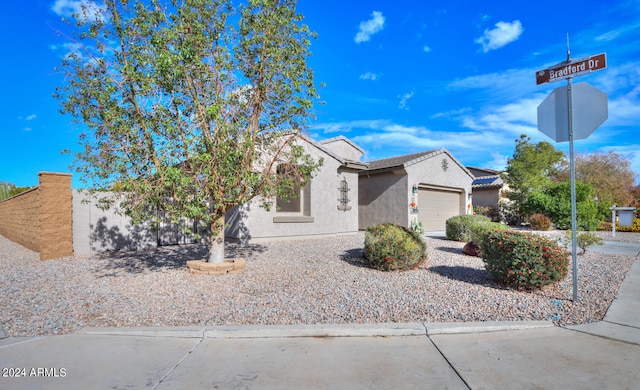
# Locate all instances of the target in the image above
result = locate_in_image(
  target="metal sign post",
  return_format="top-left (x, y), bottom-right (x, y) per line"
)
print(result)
top-left (536, 49), bottom-right (608, 302)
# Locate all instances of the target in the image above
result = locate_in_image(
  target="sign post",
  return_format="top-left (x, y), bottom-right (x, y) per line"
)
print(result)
top-left (536, 52), bottom-right (608, 302)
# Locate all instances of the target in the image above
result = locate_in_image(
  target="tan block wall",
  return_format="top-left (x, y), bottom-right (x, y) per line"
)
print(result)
top-left (0, 187), bottom-right (41, 252)
top-left (0, 172), bottom-right (73, 260)
top-left (38, 173), bottom-right (73, 260)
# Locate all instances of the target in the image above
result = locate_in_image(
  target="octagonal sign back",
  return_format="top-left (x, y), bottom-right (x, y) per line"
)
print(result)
top-left (537, 82), bottom-right (608, 142)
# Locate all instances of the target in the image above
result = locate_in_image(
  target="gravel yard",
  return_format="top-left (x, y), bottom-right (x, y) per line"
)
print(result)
top-left (0, 231), bottom-right (637, 337)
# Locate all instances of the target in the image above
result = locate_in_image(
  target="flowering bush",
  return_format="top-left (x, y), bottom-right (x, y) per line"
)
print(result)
top-left (480, 230), bottom-right (569, 290)
top-left (598, 218), bottom-right (640, 233)
top-left (364, 223), bottom-right (427, 271)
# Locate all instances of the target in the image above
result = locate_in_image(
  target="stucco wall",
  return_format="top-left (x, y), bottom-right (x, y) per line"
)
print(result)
top-left (472, 188), bottom-right (500, 207)
top-left (72, 191), bottom-right (158, 256)
top-left (225, 143), bottom-right (361, 242)
top-left (358, 170), bottom-right (408, 229)
top-left (0, 172), bottom-right (73, 260)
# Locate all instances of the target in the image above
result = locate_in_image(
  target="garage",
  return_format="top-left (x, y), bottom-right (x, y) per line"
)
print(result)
top-left (418, 186), bottom-right (462, 231)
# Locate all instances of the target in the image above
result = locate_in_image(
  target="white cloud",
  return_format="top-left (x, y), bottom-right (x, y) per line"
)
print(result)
top-left (398, 92), bottom-right (414, 110)
top-left (359, 72), bottom-right (379, 81)
top-left (26, 114), bottom-right (37, 121)
top-left (475, 20), bottom-right (523, 53)
top-left (51, 0), bottom-right (107, 23)
top-left (23, 127), bottom-right (33, 132)
top-left (423, 45), bottom-right (431, 53)
top-left (354, 11), bottom-right (385, 44)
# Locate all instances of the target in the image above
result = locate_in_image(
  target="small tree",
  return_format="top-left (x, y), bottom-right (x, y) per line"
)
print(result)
top-left (501, 134), bottom-right (565, 222)
top-left (55, 0), bottom-right (322, 263)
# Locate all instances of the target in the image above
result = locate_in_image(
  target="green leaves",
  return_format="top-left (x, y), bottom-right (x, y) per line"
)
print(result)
top-left (55, 0), bottom-right (321, 250)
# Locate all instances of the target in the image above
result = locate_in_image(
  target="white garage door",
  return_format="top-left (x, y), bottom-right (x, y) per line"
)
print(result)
top-left (418, 188), bottom-right (462, 231)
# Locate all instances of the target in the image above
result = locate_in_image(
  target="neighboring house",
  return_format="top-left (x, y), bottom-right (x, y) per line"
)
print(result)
top-left (225, 135), bottom-right (369, 242)
top-left (467, 166), bottom-right (506, 208)
top-left (360, 149), bottom-right (474, 232)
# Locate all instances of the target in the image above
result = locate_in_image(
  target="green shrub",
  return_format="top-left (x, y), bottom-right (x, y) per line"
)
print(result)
top-left (529, 213), bottom-right (551, 231)
top-left (446, 215), bottom-right (489, 241)
top-left (480, 230), bottom-right (569, 290)
top-left (446, 214), bottom-right (508, 242)
top-left (523, 181), bottom-right (600, 231)
top-left (561, 231), bottom-right (603, 255)
top-left (364, 223), bottom-right (427, 271)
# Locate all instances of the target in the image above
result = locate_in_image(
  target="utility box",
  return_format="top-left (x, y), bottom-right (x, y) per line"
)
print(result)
top-left (616, 207), bottom-right (636, 227)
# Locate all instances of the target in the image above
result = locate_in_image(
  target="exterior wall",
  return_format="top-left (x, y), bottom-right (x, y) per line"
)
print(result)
top-left (0, 172), bottom-right (73, 260)
top-left (319, 137), bottom-right (364, 161)
top-left (0, 187), bottom-right (40, 253)
top-left (73, 191), bottom-right (157, 256)
top-left (405, 155), bottom-right (473, 226)
top-left (472, 189), bottom-right (501, 207)
top-left (225, 144), bottom-right (361, 242)
top-left (358, 170), bottom-right (408, 229)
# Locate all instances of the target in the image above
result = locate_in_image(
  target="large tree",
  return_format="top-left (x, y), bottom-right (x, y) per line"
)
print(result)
top-left (55, 0), bottom-right (322, 263)
top-left (501, 134), bottom-right (566, 219)
top-left (555, 151), bottom-right (637, 208)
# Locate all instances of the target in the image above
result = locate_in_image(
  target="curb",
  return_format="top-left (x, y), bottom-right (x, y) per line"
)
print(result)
top-left (79, 321), bottom-right (555, 339)
top-left (425, 320), bottom-right (554, 335)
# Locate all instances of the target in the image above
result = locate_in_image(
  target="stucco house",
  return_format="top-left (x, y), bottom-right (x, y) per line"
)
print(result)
top-left (359, 149), bottom-right (474, 232)
top-left (466, 167), bottom-right (506, 208)
top-left (69, 135), bottom-right (475, 254)
top-left (224, 135), bottom-right (368, 242)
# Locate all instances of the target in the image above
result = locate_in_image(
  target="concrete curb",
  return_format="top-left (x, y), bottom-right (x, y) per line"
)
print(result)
top-left (425, 320), bottom-right (554, 335)
top-left (79, 321), bottom-right (556, 339)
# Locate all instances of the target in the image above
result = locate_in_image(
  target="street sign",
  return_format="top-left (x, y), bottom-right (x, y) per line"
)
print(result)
top-left (537, 82), bottom-right (608, 142)
top-left (536, 53), bottom-right (606, 85)
top-left (535, 50), bottom-right (608, 303)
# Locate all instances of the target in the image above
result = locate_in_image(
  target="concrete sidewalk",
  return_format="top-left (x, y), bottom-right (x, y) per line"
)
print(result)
top-left (1, 244), bottom-right (639, 389)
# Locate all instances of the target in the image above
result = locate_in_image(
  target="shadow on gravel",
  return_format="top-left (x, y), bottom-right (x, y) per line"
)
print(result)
top-left (339, 248), bottom-right (370, 268)
top-left (91, 242), bottom-right (268, 276)
top-left (428, 265), bottom-right (499, 288)
top-left (435, 246), bottom-right (464, 255)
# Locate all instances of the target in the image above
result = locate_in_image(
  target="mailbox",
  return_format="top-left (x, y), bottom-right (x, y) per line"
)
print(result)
top-left (616, 207), bottom-right (636, 227)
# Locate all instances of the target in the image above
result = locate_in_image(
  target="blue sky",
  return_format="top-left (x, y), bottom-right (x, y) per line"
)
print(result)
top-left (3, 0), bottom-right (640, 188)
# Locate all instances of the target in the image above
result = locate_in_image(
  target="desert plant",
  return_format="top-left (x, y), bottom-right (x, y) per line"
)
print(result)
top-left (410, 219), bottom-right (425, 235)
top-left (480, 230), bottom-right (569, 290)
top-left (561, 231), bottom-right (604, 255)
top-left (446, 214), bottom-right (490, 241)
top-left (364, 223), bottom-right (427, 271)
top-left (528, 213), bottom-right (552, 231)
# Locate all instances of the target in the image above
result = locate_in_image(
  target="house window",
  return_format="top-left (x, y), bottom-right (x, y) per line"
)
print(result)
top-left (273, 164), bottom-right (313, 223)
top-left (276, 163), bottom-right (302, 213)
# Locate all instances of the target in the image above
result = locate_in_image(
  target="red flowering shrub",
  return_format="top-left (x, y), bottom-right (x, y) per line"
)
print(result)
top-left (364, 223), bottom-right (427, 271)
top-left (480, 230), bottom-right (569, 290)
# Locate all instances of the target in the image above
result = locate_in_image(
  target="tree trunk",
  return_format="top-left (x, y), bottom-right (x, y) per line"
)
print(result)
top-left (207, 214), bottom-right (225, 263)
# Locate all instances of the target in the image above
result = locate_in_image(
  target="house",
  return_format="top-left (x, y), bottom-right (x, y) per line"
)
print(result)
top-left (224, 135), bottom-right (368, 242)
top-left (68, 136), bottom-right (475, 255)
top-left (467, 166), bottom-right (506, 208)
top-left (359, 149), bottom-right (474, 232)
